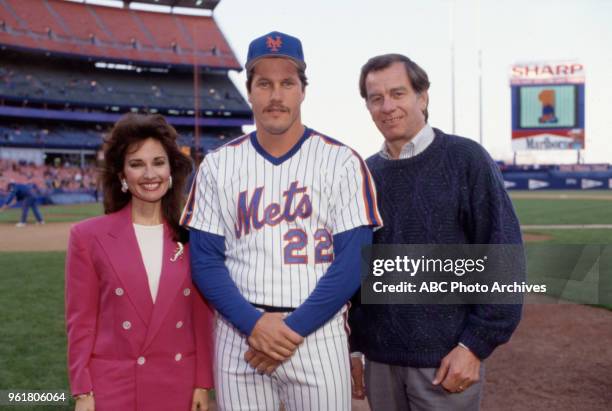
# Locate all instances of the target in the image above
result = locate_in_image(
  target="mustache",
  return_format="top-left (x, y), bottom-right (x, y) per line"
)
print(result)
top-left (264, 105), bottom-right (289, 112)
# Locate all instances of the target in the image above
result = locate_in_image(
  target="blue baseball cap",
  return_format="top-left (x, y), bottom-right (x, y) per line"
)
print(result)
top-left (245, 31), bottom-right (306, 71)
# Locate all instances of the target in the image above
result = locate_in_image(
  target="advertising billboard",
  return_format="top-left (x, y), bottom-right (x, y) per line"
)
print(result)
top-left (510, 61), bottom-right (585, 150)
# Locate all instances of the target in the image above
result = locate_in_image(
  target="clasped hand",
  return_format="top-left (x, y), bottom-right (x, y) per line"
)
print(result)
top-left (245, 313), bottom-right (304, 374)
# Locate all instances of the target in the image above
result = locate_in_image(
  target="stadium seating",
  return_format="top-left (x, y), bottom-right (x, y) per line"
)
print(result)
top-left (0, 124), bottom-right (104, 149)
top-left (0, 56), bottom-right (248, 112)
top-left (0, 122), bottom-right (242, 152)
top-left (0, 158), bottom-right (99, 194)
top-left (0, 0), bottom-right (250, 174)
top-left (0, 0), bottom-right (240, 68)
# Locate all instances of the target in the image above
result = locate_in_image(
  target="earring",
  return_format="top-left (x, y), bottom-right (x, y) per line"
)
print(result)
top-left (168, 175), bottom-right (173, 189)
top-left (120, 178), bottom-right (128, 193)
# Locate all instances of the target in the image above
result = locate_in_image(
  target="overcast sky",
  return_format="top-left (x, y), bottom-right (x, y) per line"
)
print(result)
top-left (209, 0), bottom-right (612, 164)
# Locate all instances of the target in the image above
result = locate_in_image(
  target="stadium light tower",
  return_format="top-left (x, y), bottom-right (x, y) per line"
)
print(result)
top-left (193, 49), bottom-right (201, 164)
top-left (449, 0), bottom-right (456, 134)
top-left (477, 0), bottom-right (483, 146)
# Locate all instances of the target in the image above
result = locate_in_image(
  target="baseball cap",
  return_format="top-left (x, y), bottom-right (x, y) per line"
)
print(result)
top-left (245, 31), bottom-right (306, 71)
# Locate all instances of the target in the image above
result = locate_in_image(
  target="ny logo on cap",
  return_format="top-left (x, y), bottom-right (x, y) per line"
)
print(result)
top-left (266, 35), bottom-right (282, 52)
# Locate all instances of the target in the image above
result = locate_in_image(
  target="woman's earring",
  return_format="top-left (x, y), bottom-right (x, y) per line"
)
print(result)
top-left (168, 175), bottom-right (173, 189)
top-left (120, 178), bottom-right (129, 193)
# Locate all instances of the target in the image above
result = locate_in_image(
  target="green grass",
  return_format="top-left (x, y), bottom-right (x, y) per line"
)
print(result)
top-left (525, 242), bottom-right (612, 308)
top-left (521, 228), bottom-right (612, 310)
top-left (1, 192), bottom-right (612, 403)
top-left (0, 252), bottom-right (72, 410)
top-left (1, 192), bottom-right (609, 227)
top-left (513, 198), bottom-right (612, 225)
top-left (522, 229), bottom-right (612, 310)
top-left (0, 203), bottom-right (103, 224)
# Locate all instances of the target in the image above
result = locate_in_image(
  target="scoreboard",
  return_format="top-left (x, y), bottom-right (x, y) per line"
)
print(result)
top-left (510, 61), bottom-right (585, 150)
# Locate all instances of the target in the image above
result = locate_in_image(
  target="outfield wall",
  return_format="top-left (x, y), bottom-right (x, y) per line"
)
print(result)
top-left (503, 170), bottom-right (612, 190)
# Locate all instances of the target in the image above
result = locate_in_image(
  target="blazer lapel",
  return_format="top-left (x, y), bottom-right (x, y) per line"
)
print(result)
top-left (142, 224), bottom-right (187, 351)
top-left (97, 205), bottom-right (154, 326)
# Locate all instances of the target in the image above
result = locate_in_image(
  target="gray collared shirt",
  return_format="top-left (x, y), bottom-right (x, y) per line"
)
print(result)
top-left (378, 124), bottom-right (435, 160)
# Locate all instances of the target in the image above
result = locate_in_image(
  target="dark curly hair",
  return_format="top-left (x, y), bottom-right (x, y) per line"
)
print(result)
top-left (101, 113), bottom-right (192, 242)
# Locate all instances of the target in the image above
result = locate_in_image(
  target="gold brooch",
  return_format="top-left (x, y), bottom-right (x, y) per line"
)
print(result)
top-left (170, 241), bottom-right (184, 262)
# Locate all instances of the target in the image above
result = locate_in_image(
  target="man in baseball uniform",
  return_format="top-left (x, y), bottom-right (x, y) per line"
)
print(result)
top-left (182, 31), bottom-right (381, 411)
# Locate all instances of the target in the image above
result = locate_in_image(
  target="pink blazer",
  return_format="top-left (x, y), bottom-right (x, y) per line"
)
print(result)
top-left (65, 205), bottom-right (214, 410)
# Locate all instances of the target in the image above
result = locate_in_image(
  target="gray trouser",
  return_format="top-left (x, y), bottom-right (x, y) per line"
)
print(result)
top-left (364, 359), bottom-right (484, 411)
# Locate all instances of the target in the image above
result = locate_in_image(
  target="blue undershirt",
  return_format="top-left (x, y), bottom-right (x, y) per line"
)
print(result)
top-left (190, 226), bottom-right (372, 337)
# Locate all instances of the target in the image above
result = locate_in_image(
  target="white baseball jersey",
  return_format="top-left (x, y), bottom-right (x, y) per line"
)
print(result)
top-left (182, 127), bottom-right (381, 308)
top-left (182, 127), bottom-right (381, 411)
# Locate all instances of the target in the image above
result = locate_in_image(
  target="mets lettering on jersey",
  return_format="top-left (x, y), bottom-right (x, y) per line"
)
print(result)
top-left (234, 180), bottom-right (312, 239)
top-left (182, 127), bottom-right (381, 308)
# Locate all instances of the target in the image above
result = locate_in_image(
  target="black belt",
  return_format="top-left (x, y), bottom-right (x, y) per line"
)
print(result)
top-left (251, 303), bottom-right (296, 313)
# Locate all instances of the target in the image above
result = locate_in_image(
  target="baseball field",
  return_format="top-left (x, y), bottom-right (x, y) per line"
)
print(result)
top-left (1, 191), bottom-right (611, 410)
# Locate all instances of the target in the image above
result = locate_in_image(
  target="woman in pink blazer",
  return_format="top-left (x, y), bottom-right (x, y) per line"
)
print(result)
top-left (65, 114), bottom-right (213, 411)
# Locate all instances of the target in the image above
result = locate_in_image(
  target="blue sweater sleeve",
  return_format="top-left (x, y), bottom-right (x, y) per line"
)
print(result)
top-left (189, 229), bottom-right (262, 336)
top-left (460, 145), bottom-right (524, 359)
top-left (284, 226), bottom-right (373, 337)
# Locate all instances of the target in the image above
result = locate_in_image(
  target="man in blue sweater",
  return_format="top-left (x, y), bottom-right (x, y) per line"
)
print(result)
top-left (348, 54), bottom-right (523, 410)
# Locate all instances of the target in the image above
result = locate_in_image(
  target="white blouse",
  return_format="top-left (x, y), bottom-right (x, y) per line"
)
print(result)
top-left (133, 224), bottom-right (164, 303)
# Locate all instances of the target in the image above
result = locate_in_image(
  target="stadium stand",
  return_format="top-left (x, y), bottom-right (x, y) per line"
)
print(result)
top-left (0, 123), bottom-right (106, 149)
top-left (0, 119), bottom-right (242, 152)
top-left (0, 51), bottom-right (248, 113)
top-left (0, 0), bottom-right (240, 68)
top-left (0, 0), bottom-right (251, 191)
top-left (0, 158), bottom-right (100, 206)
top-left (0, 158), bottom-right (98, 191)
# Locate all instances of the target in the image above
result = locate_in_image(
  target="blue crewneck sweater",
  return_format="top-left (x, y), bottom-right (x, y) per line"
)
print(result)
top-left (349, 128), bottom-right (523, 367)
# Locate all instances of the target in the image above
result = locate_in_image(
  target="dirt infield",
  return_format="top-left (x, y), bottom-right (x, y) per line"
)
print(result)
top-left (521, 232), bottom-right (554, 242)
top-left (482, 299), bottom-right (612, 410)
top-left (0, 222), bottom-right (73, 252)
top-left (0, 224), bottom-right (558, 251)
top-left (355, 300), bottom-right (612, 411)
top-left (2, 223), bottom-right (611, 410)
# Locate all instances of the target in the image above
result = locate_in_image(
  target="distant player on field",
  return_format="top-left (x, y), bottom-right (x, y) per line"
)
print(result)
top-left (0, 180), bottom-right (45, 227)
top-left (182, 31), bottom-right (381, 410)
